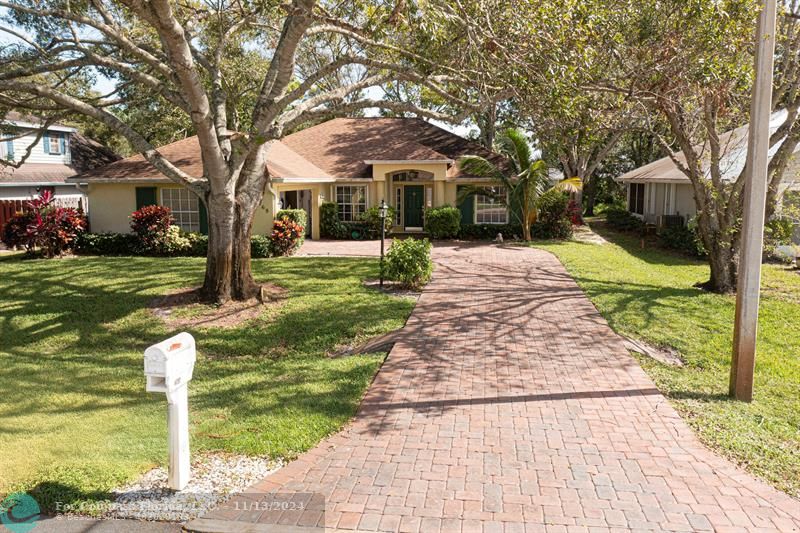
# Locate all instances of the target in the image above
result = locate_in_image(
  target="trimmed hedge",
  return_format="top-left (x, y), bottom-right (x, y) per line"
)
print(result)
top-left (424, 206), bottom-right (461, 239)
top-left (75, 231), bottom-right (275, 258)
top-left (459, 223), bottom-right (522, 240)
top-left (605, 206), bottom-right (645, 232)
top-left (320, 202), bottom-right (349, 239)
top-left (320, 202), bottom-right (394, 240)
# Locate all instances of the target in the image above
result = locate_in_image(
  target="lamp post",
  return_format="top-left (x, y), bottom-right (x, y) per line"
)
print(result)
top-left (379, 199), bottom-right (388, 288)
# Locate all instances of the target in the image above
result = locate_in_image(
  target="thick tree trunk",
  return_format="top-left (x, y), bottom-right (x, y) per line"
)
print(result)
top-left (201, 190), bottom-right (261, 304)
top-left (696, 217), bottom-right (739, 293)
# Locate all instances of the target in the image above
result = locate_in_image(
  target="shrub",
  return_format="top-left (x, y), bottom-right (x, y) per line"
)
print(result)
top-left (276, 208), bottom-right (308, 246)
top-left (605, 206), bottom-right (645, 232)
top-left (361, 205), bottom-right (395, 238)
top-left (1, 190), bottom-right (87, 257)
top-left (658, 224), bottom-right (706, 257)
top-left (531, 189), bottom-right (573, 240)
top-left (459, 223), bottom-right (522, 240)
top-left (567, 199), bottom-right (583, 225)
top-left (250, 234), bottom-right (271, 258)
top-left (424, 206), bottom-right (461, 239)
top-left (130, 205), bottom-right (173, 254)
top-left (385, 237), bottom-right (433, 289)
top-left (764, 217), bottom-right (794, 257)
top-left (320, 202), bottom-right (348, 239)
top-left (269, 217), bottom-right (304, 256)
top-left (74, 232), bottom-right (138, 255)
top-left (185, 232), bottom-right (208, 257)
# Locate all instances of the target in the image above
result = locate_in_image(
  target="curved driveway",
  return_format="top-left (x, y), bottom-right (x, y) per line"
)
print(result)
top-left (189, 243), bottom-right (800, 532)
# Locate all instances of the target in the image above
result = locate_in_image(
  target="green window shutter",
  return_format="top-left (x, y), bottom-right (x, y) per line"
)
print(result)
top-left (457, 185), bottom-right (475, 225)
top-left (135, 187), bottom-right (157, 210)
top-left (198, 200), bottom-right (208, 235)
top-left (43, 132), bottom-right (50, 154)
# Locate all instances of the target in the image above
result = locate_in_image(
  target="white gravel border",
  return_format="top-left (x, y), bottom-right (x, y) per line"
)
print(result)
top-left (102, 453), bottom-right (281, 522)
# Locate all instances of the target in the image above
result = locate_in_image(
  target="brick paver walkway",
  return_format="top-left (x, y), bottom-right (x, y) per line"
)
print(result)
top-left (188, 243), bottom-right (800, 532)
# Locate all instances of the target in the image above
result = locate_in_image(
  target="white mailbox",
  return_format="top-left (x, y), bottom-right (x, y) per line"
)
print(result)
top-left (144, 332), bottom-right (196, 398)
top-left (144, 332), bottom-right (196, 491)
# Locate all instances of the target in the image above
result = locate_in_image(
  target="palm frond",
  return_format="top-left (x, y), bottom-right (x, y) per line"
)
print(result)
top-left (502, 128), bottom-right (533, 171)
top-left (457, 155), bottom-right (505, 181)
top-left (552, 176), bottom-right (583, 193)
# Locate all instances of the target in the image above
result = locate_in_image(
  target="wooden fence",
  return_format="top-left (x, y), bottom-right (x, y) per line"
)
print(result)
top-left (0, 200), bottom-right (28, 235)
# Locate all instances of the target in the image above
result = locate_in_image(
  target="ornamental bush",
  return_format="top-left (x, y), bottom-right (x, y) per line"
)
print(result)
top-left (531, 189), bottom-right (573, 240)
top-left (361, 205), bottom-right (395, 238)
top-left (320, 202), bottom-right (348, 239)
top-left (276, 208), bottom-right (307, 247)
top-left (605, 205), bottom-right (645, 232)
top-left (659, 224), bottom-right (706, 258)
top-left (269, 217), bottom-right (304, 256)
top-left (130, 205), bottom-right (173, 254)
top-left (250, 234), bottom-right (271, 258)
top-left (1, 190), bottom-right (87, 257)
top-left (424, 206), bottom-right (461, 239)
top-left (385, 237), bottom-right (433, 289)
top-left (74, 232), bottom-right (138, 255)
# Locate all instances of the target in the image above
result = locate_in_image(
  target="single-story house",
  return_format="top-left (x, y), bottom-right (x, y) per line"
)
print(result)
top-left (70, 118), bottom-right (510, 239)
top-left (1, 112), bottom-right (119, 205)
top-left (616, 110), bottom-right (800, 227)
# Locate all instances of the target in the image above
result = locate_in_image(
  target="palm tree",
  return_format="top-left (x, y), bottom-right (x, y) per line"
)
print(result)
top-left (458, 128), bottom-right (582, 241)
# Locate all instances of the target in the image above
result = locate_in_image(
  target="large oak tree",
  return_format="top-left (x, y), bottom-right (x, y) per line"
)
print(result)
top-left (0, 0), bottom-right (483, 303)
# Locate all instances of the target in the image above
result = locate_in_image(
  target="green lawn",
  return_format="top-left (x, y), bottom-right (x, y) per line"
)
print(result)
top-left (532, 223), bottom-right (800, 498)
top-left (0, 255), bottom-right (414, 510)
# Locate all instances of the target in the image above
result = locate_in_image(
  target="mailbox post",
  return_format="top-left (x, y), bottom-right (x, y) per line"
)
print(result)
top-left (144, 332), bottom-right (196, 490)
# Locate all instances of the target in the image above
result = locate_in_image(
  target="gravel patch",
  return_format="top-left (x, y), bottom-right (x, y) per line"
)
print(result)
top-left (102, 454), bottom-right (281, 522)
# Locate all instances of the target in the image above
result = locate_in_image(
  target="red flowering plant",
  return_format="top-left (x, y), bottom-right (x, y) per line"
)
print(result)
top-left (1, 190), bottom-right (87, 257)
top-left (130, 205), bottom-right (173, 254)
top-left (567, 199), bottom-right (583, 226)
top-left (269, 217), bottom-right (304, 256)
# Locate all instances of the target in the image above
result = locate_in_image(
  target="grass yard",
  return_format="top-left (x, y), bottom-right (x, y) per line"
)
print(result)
top-left (0, 254), bottom-right (414, 511)
top-left (532, 222), bottom-right (800, 498)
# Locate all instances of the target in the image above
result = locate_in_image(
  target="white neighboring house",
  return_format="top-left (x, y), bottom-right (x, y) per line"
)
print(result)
top-left (0, 112), bottom-right (118, 207)
top-left (616, 110), bottom-right (800, 228)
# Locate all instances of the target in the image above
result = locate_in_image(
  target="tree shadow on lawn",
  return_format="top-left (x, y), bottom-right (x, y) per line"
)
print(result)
top-left (587, 221), bottom-right (707, 269)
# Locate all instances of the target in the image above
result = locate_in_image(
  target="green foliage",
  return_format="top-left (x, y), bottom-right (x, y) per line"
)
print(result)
top-left (1, 191), bottom-right (87, 257)
top-left (276, 209), bottom-right (308, 230)
top-left (269, 217), bottom-right (304, 256)
top-left (424, 206), bottom-right (461, 239)
top-left (320, 202), bottom-right (348, 239)
top-left (385, 238), bottom-right (433, 289)
top-left (530, 189), bottom-right (573, 240)
top-left (250, 235), bottom-right (271, 259)
top-left (459, 223), bottom-right (523, 240)
top-left (659, 224), bottom-right (707, 258)
top-left (764, 217), bottom-right (795, 256)
top-left (361, 205), bottom-right (395, 237)
top-left (74, 232), bottom-right (139, 256)
top-left (605, 206), bottom-right (645, 232)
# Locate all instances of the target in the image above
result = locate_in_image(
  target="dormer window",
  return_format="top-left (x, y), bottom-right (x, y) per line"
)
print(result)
top-left (47, 134), bottom-right (62, 154)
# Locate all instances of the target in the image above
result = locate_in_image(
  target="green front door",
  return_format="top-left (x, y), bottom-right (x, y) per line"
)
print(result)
top-left (403, 185), bottom-right (424, 228)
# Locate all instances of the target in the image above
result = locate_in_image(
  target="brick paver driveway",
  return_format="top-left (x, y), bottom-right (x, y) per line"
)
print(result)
top-left (188, 243), bottom-right (800, 532)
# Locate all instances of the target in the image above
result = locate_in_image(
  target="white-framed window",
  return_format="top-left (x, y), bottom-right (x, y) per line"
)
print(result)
top-left (476, 186), bottom-right (508, 224)
top-left (629, 183), bottom-right (645, 215)
top-left (47, 135), bottom-right (61, 154)
top-left (161, 187), bottom-right (200, 232)
top-left (335, 185), bottom-right (367, 222)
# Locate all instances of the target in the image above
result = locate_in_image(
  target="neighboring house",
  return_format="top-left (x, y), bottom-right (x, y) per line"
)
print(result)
top-left (71, 118), bottom-right (510, 239)
top-left (0, 112), bottom-right (119, 206)
top-left (616, 110), bottom-right (800, 227)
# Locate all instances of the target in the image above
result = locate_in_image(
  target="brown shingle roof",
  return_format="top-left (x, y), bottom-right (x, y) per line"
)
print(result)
top-left (282, 117), bottom-right (507, 179)
top-left (73, 117), bottom-right (508, 183)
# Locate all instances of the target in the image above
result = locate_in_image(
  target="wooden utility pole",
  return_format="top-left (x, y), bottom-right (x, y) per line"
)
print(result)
top-left (730, 0), bottom-right (778, 402)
